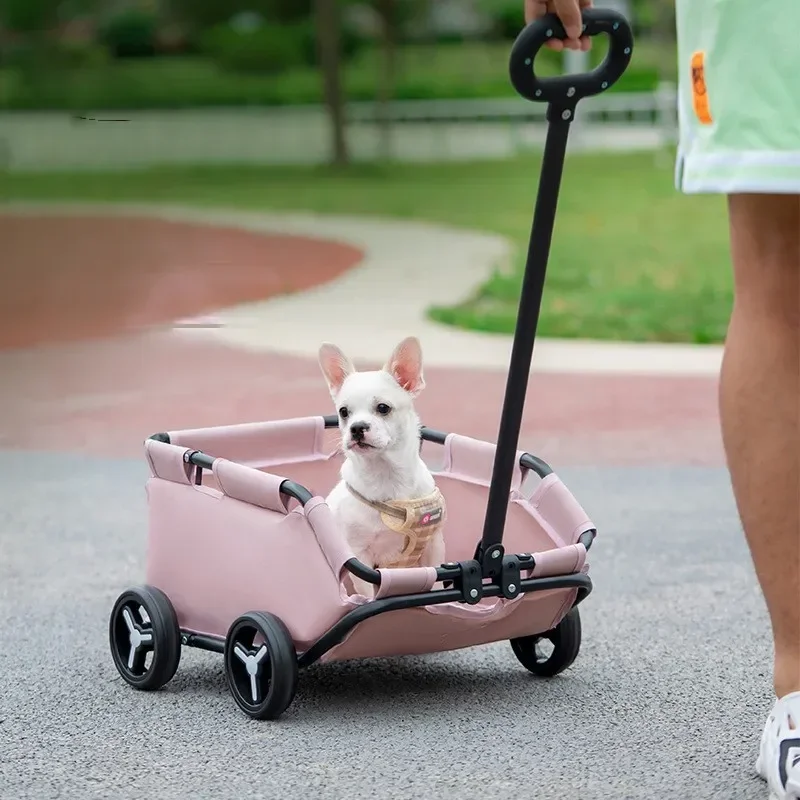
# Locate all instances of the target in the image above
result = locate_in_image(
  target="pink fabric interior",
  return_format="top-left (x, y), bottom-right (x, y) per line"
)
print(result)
top-left (169, 416), bottom-right (327, 469)
top-left (146, 417), bottom-right (594, 662)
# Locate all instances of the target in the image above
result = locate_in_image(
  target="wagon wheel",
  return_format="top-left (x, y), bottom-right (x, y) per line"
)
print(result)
top-left (224, 611), bottom-right (298, 721)
top-left (109, 585), bottom-right (182, 690)
top-left (510, 606), bottom-right (582, 677)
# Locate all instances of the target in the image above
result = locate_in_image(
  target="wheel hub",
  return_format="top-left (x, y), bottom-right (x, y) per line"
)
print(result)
top-left (233, 643), bottom-right (269, 704)
top-left (121, 606), bottom-right (153, 671)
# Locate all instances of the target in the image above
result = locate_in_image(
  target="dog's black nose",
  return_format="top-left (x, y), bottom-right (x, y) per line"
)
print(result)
top-left (350, 422), bottom-right (370, 440)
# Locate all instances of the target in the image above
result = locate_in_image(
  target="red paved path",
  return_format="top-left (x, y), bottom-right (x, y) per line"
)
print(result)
top-left (0, 213), bottom-right (724, 467)
top-left (0, 332), bottom-right (723, 466)
top-left (0, 213), bottom-right (363, 350)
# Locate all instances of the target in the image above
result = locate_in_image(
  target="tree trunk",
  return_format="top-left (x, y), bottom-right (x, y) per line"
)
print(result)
top-left (375, 0), bottom-right (396, 161)
top-left (315, 0), bottom-right (349, 166)
top-left (652, 0), bottom-right (677, 81)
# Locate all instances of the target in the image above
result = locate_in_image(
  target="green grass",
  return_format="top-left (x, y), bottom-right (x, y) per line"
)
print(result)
top-left (1, 150), bottom-right (732, 343)
top-left (0, 38), bottom-right (672, 110)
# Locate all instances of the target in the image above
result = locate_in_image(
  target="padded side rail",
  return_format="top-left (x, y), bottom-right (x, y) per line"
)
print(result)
top-left (188, 449), bottom-right (314, 507)
top-left (440, 431), bottom-right (528, 492)
top-left (153, 415), bottom-right (327, 470)
top-left (146, 436), bottom-right (314, 507)
top-left (528, 473), bottom-right (595, 547)
top-left (212, 458), bottom-right (295, 514)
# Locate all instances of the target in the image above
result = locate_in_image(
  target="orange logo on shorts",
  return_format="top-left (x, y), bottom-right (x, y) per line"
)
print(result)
top-left (690, 51), bottom-right (713, 125)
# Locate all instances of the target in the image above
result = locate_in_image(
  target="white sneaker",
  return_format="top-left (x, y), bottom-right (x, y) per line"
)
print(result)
top-left (756, 691), bottom-right (800, 799)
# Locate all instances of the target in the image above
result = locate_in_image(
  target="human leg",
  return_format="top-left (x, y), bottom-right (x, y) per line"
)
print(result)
top-left (674, 0), bottom-right (800, 796)
top-left (725, 193), bottom-right (800, 800)
top-left (722, 193), bottom-right (800, 701)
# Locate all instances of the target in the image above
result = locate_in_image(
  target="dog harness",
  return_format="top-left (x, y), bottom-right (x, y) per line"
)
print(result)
top-left (345, 484), bottom-right (446, 569)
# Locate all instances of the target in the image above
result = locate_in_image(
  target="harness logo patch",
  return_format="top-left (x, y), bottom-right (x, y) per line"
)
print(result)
top-left (690, 51), bottom-right (713, 125)
top-left (418, 508), bottom-right (442, 527)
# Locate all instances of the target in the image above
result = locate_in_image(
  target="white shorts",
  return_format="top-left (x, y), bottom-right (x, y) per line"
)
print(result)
top-left (674, 0), bottom-right (800, 194)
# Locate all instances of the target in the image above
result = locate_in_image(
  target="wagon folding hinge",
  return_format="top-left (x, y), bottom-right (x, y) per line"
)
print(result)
top-left (471, 542), bottom-right (527, 600)
top-left (455, 560), bottom-right (484, 604)
top-left (182, 450), bottom-right (203, 485)
top-left (499, 555), bottom-right (522, 599)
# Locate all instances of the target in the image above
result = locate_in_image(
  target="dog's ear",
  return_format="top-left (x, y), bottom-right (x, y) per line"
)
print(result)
top-left (384, 336), bottom-right (425, 397)
top-left (318, 342), bottom-right (355, 397)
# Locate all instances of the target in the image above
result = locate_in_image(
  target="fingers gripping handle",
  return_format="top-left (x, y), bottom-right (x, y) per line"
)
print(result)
top-left (509, 8), bottom-right (634, 106)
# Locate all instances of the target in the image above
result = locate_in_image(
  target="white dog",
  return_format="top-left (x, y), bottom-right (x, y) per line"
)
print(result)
top-left (318, 336), bottom-right (446, 599)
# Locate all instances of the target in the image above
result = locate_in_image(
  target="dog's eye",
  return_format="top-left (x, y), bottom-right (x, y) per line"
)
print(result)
top-left (376, 403), bottom-right (392, 415)
top-left (339, 406), bottom-right (349, 419)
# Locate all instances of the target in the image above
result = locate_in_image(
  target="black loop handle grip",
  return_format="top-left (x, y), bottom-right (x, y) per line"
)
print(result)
top-left (509, 7), bottom-right (634, 105)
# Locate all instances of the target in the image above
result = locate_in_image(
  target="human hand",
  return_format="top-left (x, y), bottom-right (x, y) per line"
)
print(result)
top-left (524, 0), bottom-right (593, 51)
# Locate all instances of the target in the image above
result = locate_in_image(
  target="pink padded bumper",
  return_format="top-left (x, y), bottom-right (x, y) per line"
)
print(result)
top-left (142, 417), bottom-right (595, 661)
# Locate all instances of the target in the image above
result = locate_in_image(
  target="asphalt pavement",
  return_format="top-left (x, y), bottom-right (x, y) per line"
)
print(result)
top-left (0, 450), bottom-right (771, 800)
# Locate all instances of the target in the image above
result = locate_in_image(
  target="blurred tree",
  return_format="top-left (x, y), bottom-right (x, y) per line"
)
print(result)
top-left (1, 0), bottom-right (61, 32)
top-left (475, 0), bottom-right (524, 40)
top-left (372, 0), bottom-right (396, 160)
top-left (0, 0), bottom-right (99, 86)
top-left (165, 0), bottom-right (353, 165)
top-left (367, 0), bottom-right (428, 160)
top-left (315, 0), bottom-right (349, 165)
top-left (165, 0), bottom-right (313, 31)
top-left (648, 0), bottom-right (676, 80)
top-left (0, 0), bottom-right (103, 32)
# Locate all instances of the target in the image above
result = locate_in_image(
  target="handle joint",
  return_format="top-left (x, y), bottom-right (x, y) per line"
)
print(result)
top-left (546, 102), bottom-right (577, 124)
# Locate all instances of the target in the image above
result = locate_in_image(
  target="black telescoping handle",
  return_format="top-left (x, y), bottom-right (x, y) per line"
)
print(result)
top-left (509, 7), bottom-right (634, 108)
top-left (476, 9), bottom-right (633, 569)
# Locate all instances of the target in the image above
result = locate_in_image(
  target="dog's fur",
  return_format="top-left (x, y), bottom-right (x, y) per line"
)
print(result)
top-left (318, 336), bottom-right (446, 599)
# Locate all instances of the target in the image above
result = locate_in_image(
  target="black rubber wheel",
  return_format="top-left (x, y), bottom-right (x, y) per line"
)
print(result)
top-left (510, 606), bottom-right (582, 677)
top-left (109, 585), bottom-right (181, 690)
top-left (224, 611), bottom-right (298, 721)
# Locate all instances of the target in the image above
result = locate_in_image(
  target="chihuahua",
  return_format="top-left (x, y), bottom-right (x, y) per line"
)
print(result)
top-left (318, 336), bottom-right (446, 599)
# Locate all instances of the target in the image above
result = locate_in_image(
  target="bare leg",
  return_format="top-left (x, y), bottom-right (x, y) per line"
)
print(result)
top-left (721, 193), bottom-right (800, 699)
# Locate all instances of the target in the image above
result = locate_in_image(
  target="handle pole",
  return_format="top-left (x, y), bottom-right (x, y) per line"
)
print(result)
top-left (477, 111), bottom-right (572, 559)
top-left (476, 8), bottom-right (634, 567)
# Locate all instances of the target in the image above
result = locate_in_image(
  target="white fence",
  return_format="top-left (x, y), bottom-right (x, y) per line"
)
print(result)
top-left (347, 84), bottom-right (677, 128)
top-left (0, 85), bottom-right (677, 172)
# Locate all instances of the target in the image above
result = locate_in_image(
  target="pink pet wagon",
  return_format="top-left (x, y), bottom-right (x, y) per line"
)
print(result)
top-left (108, 8), bottom-right (634, 721)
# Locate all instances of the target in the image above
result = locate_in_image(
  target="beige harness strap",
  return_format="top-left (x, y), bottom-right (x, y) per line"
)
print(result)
top-left (345, 483), bottom-right (446, 569)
